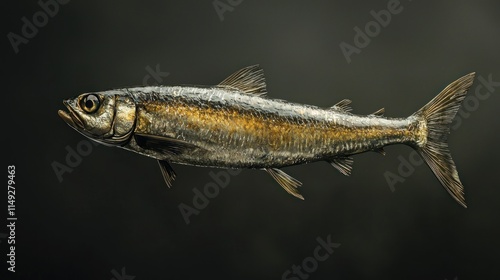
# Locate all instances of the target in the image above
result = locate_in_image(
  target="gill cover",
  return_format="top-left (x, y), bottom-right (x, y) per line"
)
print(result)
top-left (110, 94), bottom-right (137, 145)
top-left (59, 91), bottom-right (137, 146)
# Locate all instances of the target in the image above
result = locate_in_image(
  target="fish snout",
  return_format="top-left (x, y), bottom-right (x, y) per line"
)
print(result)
top-left (58, 100), bottom-right (84, 129)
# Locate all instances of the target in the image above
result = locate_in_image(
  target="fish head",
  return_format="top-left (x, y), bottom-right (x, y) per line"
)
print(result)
top-left (58, 90), bottom-right (136, 146)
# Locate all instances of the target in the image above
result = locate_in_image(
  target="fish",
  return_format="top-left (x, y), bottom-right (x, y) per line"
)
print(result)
top-left (58, 65), bottom-right (475, 207)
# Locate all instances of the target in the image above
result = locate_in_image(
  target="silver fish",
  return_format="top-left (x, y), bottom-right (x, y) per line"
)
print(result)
top-left (58, 65), bottom-right (475, 207)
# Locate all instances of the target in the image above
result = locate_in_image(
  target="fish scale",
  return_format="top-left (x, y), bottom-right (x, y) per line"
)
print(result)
top-left (58, 65), bottom-right (475, 207)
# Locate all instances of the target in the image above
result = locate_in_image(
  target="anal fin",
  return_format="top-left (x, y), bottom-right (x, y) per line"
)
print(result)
top-left (265, 168), bottom-right (303, 200)
top-left (328, 157), bottom-right (354, 176)
top-left (158, 160), bottom-right (176, 188)
top-left (373, 147), bottom-right (386, 156)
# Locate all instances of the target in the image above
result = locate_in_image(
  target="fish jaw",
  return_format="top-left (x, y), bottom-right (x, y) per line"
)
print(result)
top-left (58, 100), bottom-right (85, 130)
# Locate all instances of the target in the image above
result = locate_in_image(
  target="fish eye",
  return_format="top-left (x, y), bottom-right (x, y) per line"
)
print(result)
top-left (79, 94), bottom-right (101, 113)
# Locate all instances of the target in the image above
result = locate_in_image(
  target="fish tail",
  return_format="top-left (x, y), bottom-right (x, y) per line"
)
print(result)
top-left (411, 72), bottom-right (475, 208)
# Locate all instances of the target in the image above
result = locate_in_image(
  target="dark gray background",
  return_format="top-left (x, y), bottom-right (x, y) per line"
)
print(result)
top-left (4, 0), bottom-right (500, 279)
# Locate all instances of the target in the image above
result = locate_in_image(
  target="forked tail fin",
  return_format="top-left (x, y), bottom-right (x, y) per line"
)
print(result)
top-left (412, 73), bottom-right (475, 208)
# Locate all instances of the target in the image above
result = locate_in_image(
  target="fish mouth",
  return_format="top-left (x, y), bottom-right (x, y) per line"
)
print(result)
top-left (58, 100), bottom-right (85, 129)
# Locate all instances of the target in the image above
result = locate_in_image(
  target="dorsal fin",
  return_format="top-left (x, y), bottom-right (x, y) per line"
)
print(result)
top-left (218, 65), bottom-right (267, 96)
top-left (330, 99), bottom-right (352, 112)
top-left (371, 108), bottom-right (385, 116)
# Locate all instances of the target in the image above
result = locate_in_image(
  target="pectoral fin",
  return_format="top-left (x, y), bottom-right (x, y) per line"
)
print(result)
top-left (134, 133), bottom-right (203, 156)
top-left (265, 168), bottom-right (303, 200)
top-left (328, 156), bottom-right (354, 176)
top-left (158, 160), bottom-right (176, 188)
